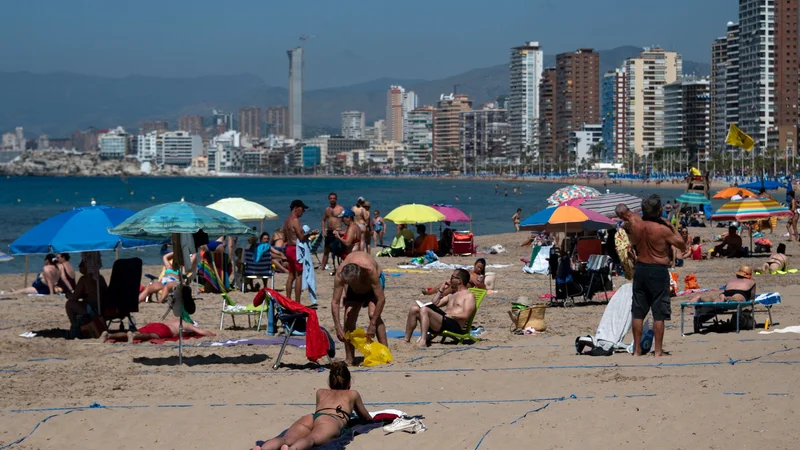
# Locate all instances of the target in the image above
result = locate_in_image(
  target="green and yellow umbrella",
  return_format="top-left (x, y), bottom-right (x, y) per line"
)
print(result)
top-left (384, 204), bottom-right (446, 224)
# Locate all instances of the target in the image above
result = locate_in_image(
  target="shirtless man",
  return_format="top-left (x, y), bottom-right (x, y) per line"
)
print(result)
top-left (283, 199), bottom-right (310, 303)
top-left (624, 194), bottom-right (686, 357)
top-left (335, 210), bottom-right (361, 258)
top-left (352, 197), bottom-right (369, 253)
top-left (320, 192), bottom-right (344, 271)
top-left (100, 317), bottom-right (215, 343)
top-left (330, 252), bottom-right (387, 365)
top-left (405, 268), bottom-right (476, 348)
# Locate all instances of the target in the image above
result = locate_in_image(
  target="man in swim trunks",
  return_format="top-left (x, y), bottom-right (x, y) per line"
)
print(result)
top-left (405, 268), bottom-right (476, 348)
top-left (320, 192), bottom-right (344, 271)
top-left (283, 199), bottom-right (310, 303)
top-left (625, 194), bottom-right (685, 357)
top-left (334, 210), bottom-right (361, 259)
top-left (330, 252), bottom-right (387, 365)
top-left (99, 317), bottom-right (215, 343)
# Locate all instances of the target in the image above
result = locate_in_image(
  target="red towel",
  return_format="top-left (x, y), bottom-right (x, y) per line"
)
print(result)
top-left (254, 288), bottom-right (328, 363)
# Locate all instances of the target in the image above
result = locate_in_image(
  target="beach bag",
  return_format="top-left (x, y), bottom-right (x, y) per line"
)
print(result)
top-left (508, 305), bottom-right (547, 332)
top-left (738, 309), bottom-right (756, 330)
top-left (614, 228), bottom-right (635, 280)
top-left (346, 328), bottom-right (393, 366)
top-left (684, 274), bottom-right (700, 291)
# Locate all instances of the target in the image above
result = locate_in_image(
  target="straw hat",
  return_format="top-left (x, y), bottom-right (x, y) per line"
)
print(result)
top-left (736, 266), bottom-right (753, 279)
top-left (513, 296), bottom-right (534, 308)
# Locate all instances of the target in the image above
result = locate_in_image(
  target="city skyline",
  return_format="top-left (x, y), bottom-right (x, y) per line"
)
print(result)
top-left (0, 0), bottom-right (734, 89)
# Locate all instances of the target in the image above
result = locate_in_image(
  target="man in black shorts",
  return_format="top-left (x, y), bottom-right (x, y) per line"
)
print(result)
top-left (331, 251), bottom-right (387, 365)
top-left (320, 192), bottom-right (345, 271)
top-left (404, 269), bottom-right (477, 348)
top-left (624, 195), bottom-right (686, 357)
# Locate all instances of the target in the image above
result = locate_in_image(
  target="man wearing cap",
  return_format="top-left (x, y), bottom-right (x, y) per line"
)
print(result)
top-left (283, 199), bottom-right (310, 303)
top-left (320, 192), bottom-right (345, 271)
top-left (334, 209), bottom-right (361, 259)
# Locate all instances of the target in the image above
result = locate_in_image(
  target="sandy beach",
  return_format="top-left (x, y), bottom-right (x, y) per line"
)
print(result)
top-left (2, 226), bottom-right (800, 449)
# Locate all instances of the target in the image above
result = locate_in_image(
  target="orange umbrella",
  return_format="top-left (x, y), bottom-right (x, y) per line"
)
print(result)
top-left (713, 187), bottom-right (758, 199)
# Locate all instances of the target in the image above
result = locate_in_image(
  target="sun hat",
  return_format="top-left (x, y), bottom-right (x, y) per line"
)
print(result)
top-left (735, 266), bottom-right (753, 279)
top-left (338, 210), bottom-right (356, 218)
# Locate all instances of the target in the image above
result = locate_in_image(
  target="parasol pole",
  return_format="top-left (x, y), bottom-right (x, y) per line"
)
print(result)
top-left (260, 219), bottom-right (264, 234)
top-left (172, 232), bottom-right (184, 366)
top-left (24, 255), bottom-right (29, 288)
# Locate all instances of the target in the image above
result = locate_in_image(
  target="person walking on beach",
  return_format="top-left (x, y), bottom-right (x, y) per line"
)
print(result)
top-left (320, 192), bottom-right (344, 271)
top-left (330, 252), bottom-right (387, 365)
top-left (512, 208), bottom-right (522, 232)
top-left (624, 195), bottom-right (686, 357)
top-left (283, 200), bottom-right (310, 303)
top-left (352, 197), bottom-right (369, 252)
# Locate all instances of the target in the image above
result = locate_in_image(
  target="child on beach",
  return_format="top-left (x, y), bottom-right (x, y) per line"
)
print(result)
top-left (254, 361), bottom-right (371, 450)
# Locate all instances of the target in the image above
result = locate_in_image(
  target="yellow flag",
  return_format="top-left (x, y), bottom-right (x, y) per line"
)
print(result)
top-left (725, 124), bottom-right (755, 152)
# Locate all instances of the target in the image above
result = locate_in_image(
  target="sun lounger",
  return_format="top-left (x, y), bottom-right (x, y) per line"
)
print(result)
top-left (219, 292), bottom-right (269, 331)
top-left (680, 292), bottom-right (780, 335)
top-left (435, 288), bottom-right (487, 345)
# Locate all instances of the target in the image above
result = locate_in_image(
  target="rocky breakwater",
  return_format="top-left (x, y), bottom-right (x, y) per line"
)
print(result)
top-left (0, 151), bottom-right (188, 177)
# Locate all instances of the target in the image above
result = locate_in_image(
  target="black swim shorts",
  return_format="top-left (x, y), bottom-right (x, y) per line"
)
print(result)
top-left (435, 315), bottom-right (466, 335)
top-left (632, 262), bottom-right (671, 321)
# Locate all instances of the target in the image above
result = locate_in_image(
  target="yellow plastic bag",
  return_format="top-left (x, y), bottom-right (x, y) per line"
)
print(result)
top-left (345, 328), bottom-right (393, 367)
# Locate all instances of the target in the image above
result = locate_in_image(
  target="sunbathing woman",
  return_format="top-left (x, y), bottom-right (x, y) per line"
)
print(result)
top-left (254, 361), bottom-right (371, 450)
top-left (689, 266), bottom-right (755, 330)
top-left (100, 317), bottom-right (215, 343)
top-left (421, 258), bottom-right (486, 295)
top-left (271, 228), bottom-right (290, 273)
top-left (138, 252), bottom-right (194, 303)
top-left (11, 254), bottom-right (60, 296)
top-left (56, 253), bottom-right (76, 293)
top-left (762, 243), bottom-right (789, 274)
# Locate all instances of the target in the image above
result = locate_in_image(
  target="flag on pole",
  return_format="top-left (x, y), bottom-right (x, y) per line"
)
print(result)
top-left (726, 123), bottom-right (755, 152)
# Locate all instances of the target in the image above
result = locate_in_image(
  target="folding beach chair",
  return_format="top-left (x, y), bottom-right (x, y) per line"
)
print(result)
top-left (267, 292), bottom-right (336, 369)
top-left (584, 254), bottom-right (613, 303)
top-left (451, 231), bottom-right (475, 256)
top-left (102, 257), bottom-right (142, 332)
top-left (554, 255), bottom-right (584, 307)
top-left (435, 288), bottom-right (487, 345)
top-left (576, 237), bottom-right (602, 264)
top-left (241, 248), bottom-right (274, 292)
top-left (679, 292), bottom-right (781, 335)
top-left (219, 292), bottom-right (269, 331)
top-left (198, 250), bottom-right (232, 293)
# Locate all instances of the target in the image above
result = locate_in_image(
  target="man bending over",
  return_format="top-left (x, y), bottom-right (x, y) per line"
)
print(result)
top-left (331, 252), bottom-right (387, 365)
top-left (405, 269), bottom-right (476, 348)
top-left (100, 317), bottom-right (215, 343)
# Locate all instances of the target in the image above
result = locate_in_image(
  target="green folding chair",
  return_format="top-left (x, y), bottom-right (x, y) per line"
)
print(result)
top-left (219, 292), bottom-right (269, 331)
top-left (438, 288), bottom-right (487, 345)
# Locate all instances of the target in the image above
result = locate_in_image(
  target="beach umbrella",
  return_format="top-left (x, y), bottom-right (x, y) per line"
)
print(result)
top-left (558, 198), bottom-right (588, 207)
top-left (711, 198), bottom-right (792, 222)
top-left (208, 197), bottom-right (278, 233)
top-left (546, 185), bottom-right (600, 205)
top-left (519, 205), bottom-right (616, 233)
top-left (713, 187), bottom-right (758, 199)
top-left (110, 198), bottom-right (254, 365)
top-left (676, 192), bottom-right (711, 206)
top-left (430, 204), bottom-right (470, 222)
top-left (739, 180), bottom-right (785, 191)
top-left (578, 193), bottom-right (642, 218)
top-left (384, 204), bottom-right (446, 225)
top-left (10, 202), bottom-right (159, 255)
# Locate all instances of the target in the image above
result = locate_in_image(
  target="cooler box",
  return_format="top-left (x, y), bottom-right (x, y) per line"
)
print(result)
top-left (452, 231), bottom-right (475, 256)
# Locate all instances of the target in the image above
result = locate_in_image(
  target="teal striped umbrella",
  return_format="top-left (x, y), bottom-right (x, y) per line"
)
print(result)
top-left (109, 199), bottom-right (255, 240)
top-left (676, 192), bottom-right (711, 206)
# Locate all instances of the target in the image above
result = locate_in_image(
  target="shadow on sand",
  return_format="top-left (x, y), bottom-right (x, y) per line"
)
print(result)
top-left (133, 353), bottom-right (271, 367)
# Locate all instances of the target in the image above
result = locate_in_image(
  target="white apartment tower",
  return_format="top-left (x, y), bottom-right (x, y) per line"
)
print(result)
top-left (508, 41), bottom-right (544, 163)
top-left (287, 47), bottom-right (304, 140)
top-left (738, 0), bottom-right (774, 147)
top-left (341, 111), bottom-right (366, 139)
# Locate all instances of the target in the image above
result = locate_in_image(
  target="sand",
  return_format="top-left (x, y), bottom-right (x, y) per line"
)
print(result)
top-left (1, 227), bottom-right (800, 449)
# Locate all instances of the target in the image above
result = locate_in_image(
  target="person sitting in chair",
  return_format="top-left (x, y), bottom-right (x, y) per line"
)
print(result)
top-left (689, 266), bottom-right (755, 330)
top-left (404, 269), bottom-right (476, 348)
top-left (100, 317), bottom-right (215, 343)
top-left (65, 261), bottom-right (108, 329)
top-left (712, 225), bottom-right (744, 258)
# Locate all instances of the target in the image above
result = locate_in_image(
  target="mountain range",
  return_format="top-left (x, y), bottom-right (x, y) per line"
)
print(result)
top-left (0, 46), bottom-right (710, 137)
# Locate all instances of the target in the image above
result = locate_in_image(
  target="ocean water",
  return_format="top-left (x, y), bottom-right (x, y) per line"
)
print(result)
top-left (0, 176), bottom-right (684, 274)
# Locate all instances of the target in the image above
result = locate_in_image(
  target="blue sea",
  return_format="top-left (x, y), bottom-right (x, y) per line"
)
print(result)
top-left (0, 176), bottom-right (684, 274)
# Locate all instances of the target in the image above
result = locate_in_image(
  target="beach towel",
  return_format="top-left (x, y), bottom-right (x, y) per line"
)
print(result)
top-left (198, 251), bottom-right (232, 293)
top-left (258, 288), bottom-right (328, 362)
top-left (398, 262), bottom-right (512, 270)
top-left (197, 337), bottom-right (306, 347)
top-left (254, 243), bottom-right (270, 263)
top-left (523, 245), bottom-right (551, 275)
top-left (575, 283), bottom-right (633, 355)
top-left (256, 413), bottom-right (399, 450)
top-left (759, 325), bottom-right (800, 335)
top-left (296, 241), bottom-right (317, 304)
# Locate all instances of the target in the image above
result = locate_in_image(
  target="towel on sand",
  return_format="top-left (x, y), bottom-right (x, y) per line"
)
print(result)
top-left (255, 411), bottom-right (400, 450)
top-left (760, 325), bottom-right (800, 335)
top-left (256, 288), bottom-right (328, 362)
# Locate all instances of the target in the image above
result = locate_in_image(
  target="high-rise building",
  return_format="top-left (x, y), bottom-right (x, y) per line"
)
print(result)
top-left (179, 115), bottom-right (205, 139)
top-left (624, 48), bottom-right (683, 155)
top-left (569, 123), bottom-right (603, 165)
top-left (365, 120), bottom-right (385, 143)
top-left (403, 92), bottom-right (418, 140)
top-left (38, 135), bottom-right (49, 151)
top-left (287, 47), bottom-right (304, 139)
top-left (238, 106), bottom-right (262, 138)
top-left (710, 36), bottom-right (729, 153)
top-left (601, 69), bottom-right (627, 163)
top-left (725, 22), bottom-right (740, 151)
top-left (538, 68), bottom-right (557, 164)
top-left (385, 86), bottom-right (418, 142)
top-left (98, 127), bottom-right (129, 159)
top-left (406, 106), bottom-right (434, 168)
top-left (141, 120), bottom-right (168, 135)
top-left (664, 78), bottom-right (711, 161)
top-left (555, 49), bottom-right (600, 160)
top-left (213, 110), bottom-right (234, 135)
top-left (266, 105), bottom-right (289, 137)
top-left (508, 41), bottom-right (544, 163)
top-left (460, 103), bottom-right (510, 169)
top-left (433, 93), bottom-right (473, 169)
top-left (341, 111), bottom-right (366, 139)
top-left (738, 0), bottom-right (775, 147)
top-left (774, 0), bottom-right (799, 129)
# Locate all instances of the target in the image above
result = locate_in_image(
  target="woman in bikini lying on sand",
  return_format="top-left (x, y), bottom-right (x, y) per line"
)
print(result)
top-left (254, 361), bottom-right (371, 450)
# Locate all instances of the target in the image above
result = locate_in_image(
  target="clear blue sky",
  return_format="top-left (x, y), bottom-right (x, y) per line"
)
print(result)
top-left (0, 0), bottom-right (736, 89)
